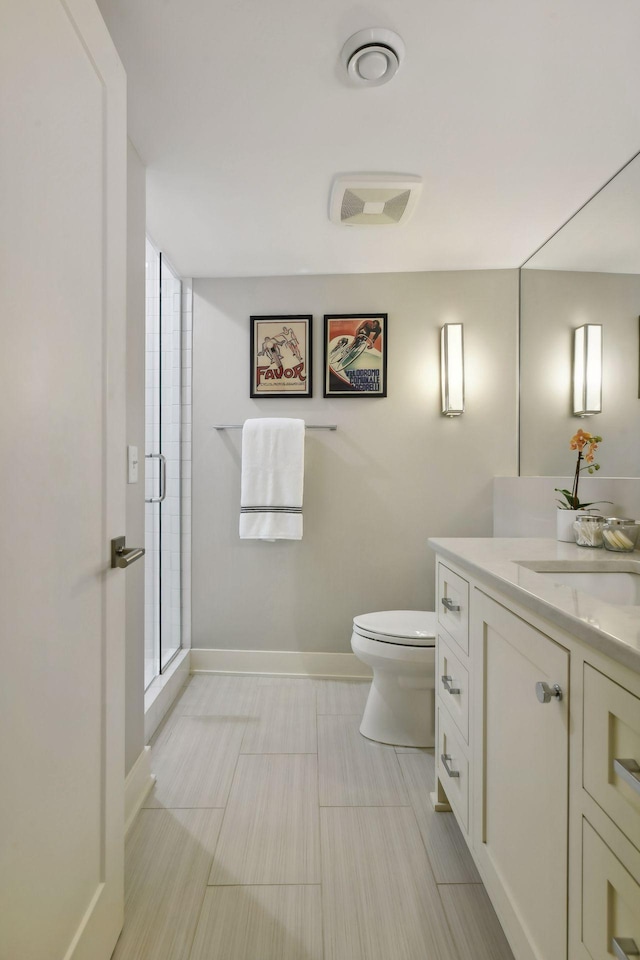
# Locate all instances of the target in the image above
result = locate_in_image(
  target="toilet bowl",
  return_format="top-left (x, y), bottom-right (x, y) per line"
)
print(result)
top-left (351, 610), bottom-right (437, 747)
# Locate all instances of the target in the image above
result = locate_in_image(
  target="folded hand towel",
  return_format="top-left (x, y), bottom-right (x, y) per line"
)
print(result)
top-left (239, 418), bottom-right (305, 540)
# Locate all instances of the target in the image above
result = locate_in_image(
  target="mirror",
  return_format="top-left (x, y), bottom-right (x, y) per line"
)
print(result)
top-left (519, 153), bottom-right (640, 477)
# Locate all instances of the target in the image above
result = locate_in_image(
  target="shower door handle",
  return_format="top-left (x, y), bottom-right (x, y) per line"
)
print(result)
top-left (145, 453), bottom-right (167, 503)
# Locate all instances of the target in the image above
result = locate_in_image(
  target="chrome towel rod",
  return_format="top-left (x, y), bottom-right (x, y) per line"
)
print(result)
top-left (213, 423), bottom-right (337, 431)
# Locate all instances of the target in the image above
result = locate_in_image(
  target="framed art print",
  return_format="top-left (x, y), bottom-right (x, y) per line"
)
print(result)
top-left (250, 315), bottom-right (312, 398)
top-left (324, 314), bottom-right (387, 397)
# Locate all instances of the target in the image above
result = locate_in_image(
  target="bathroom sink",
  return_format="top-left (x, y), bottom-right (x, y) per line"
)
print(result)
top-left (516, 560), bottom-right (640, 606)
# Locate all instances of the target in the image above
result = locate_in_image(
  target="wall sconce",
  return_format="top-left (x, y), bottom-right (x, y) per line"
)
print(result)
top-left (573, 324), bottom-right (602, 416)
top-left (441, 323), bottom-right (465, 416)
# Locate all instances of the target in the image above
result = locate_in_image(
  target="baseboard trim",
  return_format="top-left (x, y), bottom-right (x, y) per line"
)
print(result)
top-left (190, 648), bottom-right (372, 679)
top-left (124, 746), bottom-right (155, 835)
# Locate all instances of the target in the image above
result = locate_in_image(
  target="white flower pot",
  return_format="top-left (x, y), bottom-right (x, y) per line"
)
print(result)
top-left (556, 509), bottom-right (585, 542)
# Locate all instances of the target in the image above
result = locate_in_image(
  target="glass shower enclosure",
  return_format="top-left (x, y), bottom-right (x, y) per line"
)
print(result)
top-left (145, 239), bottom-right (182, 689)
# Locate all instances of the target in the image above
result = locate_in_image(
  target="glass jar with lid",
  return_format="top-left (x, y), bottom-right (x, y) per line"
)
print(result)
top-left (573, 515), bottom-right (605, 548)
top-left (602, 518), bottom-right (639, 552)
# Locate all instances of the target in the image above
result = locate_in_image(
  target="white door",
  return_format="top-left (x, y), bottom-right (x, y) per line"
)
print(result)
top-left (0, 2), bottom-right (127, 958)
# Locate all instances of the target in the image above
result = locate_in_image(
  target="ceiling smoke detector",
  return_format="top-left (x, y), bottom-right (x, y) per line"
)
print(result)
top-left (341, 28), bottom-right (405, 86)
top-left (329, 174), bottom-right (422, 226)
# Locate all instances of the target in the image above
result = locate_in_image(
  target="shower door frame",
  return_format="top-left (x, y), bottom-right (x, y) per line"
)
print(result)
top-left (145, 242), bottom-right (182, 689)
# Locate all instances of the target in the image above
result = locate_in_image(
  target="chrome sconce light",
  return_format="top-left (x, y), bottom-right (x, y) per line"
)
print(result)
top-left (573, 324), bottom-right (602, 416)
top-left (441, 323), bottom-right (464, 416)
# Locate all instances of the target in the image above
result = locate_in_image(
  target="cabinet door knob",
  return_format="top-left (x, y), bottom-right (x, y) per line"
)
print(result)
top-left (612, 938), bottom-right (640, 960)
top-left (441, 675), bottom-right (461, 695)
top-left (535, 681), bottom-right (563, 703)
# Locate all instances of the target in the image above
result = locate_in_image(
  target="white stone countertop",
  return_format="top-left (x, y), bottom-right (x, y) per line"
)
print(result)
top-left (428, 537), bottom-right (640, 674)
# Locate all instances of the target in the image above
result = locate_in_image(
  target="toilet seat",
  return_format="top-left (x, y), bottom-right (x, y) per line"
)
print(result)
top-left (352, 610), bottom-right (437, 647)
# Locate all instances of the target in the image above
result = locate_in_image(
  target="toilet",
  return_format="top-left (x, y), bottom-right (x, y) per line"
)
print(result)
top-left (351, 610), bottom-right (437, 748)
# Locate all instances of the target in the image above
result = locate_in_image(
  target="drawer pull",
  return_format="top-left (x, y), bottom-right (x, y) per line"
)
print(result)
top-left (441, 675), bottom-right (461, 695)
top-left (441, 753), bottom-right (460, 778)
top-left (441, 596), bottom-right (461, 612)
top-left (613, 758), bottom-right (640, 796)
top-left (535, 681), bottom-right (563, 703)
top-left (612, 938), bottom-right (640, 960)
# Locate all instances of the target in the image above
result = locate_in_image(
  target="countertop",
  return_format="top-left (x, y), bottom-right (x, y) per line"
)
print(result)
top-left (428, 538), bottom-right (640, 674)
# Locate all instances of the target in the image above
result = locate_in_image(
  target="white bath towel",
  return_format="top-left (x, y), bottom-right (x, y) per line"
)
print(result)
top-left (239, 418), bottom-right (305, 540)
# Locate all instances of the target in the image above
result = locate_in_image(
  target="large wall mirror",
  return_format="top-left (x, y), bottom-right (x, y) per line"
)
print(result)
top-left (520, 153), bottom-right (640, 478)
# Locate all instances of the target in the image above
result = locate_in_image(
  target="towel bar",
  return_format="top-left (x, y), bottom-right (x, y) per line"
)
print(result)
top-left (213, 424), bottom-right (337, 431)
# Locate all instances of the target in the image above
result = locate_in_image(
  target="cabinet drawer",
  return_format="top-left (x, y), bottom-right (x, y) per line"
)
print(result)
top-left (437, 631), bottom-right (469, 744)
top-left (437, 706), bottom-right (469, 832)
top-left (584, 665), bottom-right (640, 852)
top-left (437, 562), bottom-right (469, 655)
top-left (582, 818), bottom-right (640, 960)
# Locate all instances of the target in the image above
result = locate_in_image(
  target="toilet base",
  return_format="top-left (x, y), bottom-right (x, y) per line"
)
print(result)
top-left (359, 675), bottom-right (435, 748)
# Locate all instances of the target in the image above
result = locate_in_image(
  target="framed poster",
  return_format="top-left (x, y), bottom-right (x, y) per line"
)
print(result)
top-left (324, 314), bottom-right (387, 397)
top-left (250, 315), bottom-right (312, 398)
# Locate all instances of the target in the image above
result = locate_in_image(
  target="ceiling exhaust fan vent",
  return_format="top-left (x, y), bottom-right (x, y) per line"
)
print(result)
top-left (330, 174), bottom-right (422, 226)
top-left (341, 28), bottom-right (405, 87)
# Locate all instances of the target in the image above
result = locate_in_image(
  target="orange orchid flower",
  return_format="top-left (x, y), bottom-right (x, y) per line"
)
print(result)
top-left (570, 429), bottom-right (592, 452)
top-left (556, 431), bottom-right (604, 509)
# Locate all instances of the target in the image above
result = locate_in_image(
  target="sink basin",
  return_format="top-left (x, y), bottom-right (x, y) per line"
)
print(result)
top-left (517, 560), bottom-right (640, 606)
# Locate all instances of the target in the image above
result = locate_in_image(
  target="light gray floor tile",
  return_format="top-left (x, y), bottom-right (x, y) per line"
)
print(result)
top-left (256, 677), bottom-right (316, 693)
top-left (145, 716), bottom-right (245, 808)
top-left (113, 808), bottom-right (223, 960)
top-left (189, 885), bottom-right (323, 960)
top-left (209, 754), bottom-right (320, 885)
top-left (440, 884), bottom-right (515, 960)
top-left (316, 679), bottom-right (370, 715)
top-left (398, 752), bottom-right (481, 883)
top-left (173, 674), bottom-right (260, 718)
top-left (321, 806), bottom-right (457, 960)
top-left (318, 715), bottom-right (408, 806)
top-left (395, 746), bottom-right (432, 753)
top-left (147, 704), bottom-right (181, 750)
top-left (241, 678), bottom-right (317, 753)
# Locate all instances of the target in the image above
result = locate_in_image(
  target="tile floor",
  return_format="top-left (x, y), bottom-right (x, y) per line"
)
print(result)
top-left (112, 675), bottom-right (515, 960)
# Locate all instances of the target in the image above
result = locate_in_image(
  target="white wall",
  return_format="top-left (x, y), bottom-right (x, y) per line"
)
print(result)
top-left (192, 269), bottom-right (519, 654)
top-left (520, 269), bottom-right (640, 477)
top-left (125, 140), bottom-right (146, 775)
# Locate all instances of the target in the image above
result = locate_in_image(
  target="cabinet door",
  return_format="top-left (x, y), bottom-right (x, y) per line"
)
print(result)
top-left (474, 592), bottom-right (569, 960)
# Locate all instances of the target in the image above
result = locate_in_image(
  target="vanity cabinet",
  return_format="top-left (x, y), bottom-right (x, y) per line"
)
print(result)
top-left (434, 553), bottom-right (640, 960)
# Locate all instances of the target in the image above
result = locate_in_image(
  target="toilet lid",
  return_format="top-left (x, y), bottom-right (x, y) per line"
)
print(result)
top-left (352, 610), bottom-right (437, 647)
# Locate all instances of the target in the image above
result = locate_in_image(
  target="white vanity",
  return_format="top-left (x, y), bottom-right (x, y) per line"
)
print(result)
top-left (430, 537), bottom-right (640, 960)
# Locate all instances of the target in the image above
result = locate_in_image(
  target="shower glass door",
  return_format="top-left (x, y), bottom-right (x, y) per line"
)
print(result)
top-left (145, 239), bottom-right (182, 689)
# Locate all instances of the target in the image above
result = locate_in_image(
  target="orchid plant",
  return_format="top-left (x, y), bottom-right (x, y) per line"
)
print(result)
top-left (555, 429), bottom-right (606, 510)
